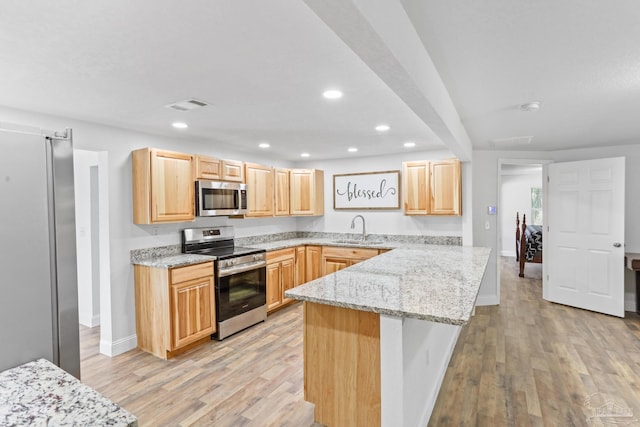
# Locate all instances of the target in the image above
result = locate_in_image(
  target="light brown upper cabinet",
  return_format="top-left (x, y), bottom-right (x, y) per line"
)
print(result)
top-left (221, 159), bottom-right (244, 182)
top-left (244, 162), bottom-right (274, 217)
top-left (402, 158), bottom-right (461, 216)
top-left (132, 148), bottom-right (195, 224)
top-left (195, 155), bottom-right (244, 182)
top-left (290, 169), bottom-right (324, 216)
top-left (274, 168), bottom-right (290, 216)
top-left (430, 159), bottom-right (461, 215)
top-left (402, 161), bottom-right (429, 215)
top-left (195, 155), bottom-right (222, 180)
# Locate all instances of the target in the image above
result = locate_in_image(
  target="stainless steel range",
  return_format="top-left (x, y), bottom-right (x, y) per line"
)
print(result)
top-left (182, 226), bottom-right (266, 340)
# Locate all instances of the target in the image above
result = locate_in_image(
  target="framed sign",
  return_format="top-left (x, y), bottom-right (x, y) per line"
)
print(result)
top-left (333, 170), bottom-right (400, 210)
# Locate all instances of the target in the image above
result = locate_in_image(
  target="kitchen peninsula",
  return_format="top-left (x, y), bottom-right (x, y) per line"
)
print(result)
top-left (285, 244), bottom-right (491, 427)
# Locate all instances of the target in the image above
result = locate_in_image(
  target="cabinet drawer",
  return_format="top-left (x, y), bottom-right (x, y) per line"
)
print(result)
top-left (267, 247), bottom-right (296, 264)
top-left (322, 247), bottom-right (379, 261)
top-left (170, 262), bottom-right (213, 284)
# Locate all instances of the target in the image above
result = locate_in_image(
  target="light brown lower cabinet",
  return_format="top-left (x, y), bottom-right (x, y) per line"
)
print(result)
top-left (321, 246), bottom-right (380, 276)
top-left (266, 248), bottom-right (296, 313)
top-left (305, 245), bottom-right (323, 282)
top-left (134, 261), bottom-right (215, 359)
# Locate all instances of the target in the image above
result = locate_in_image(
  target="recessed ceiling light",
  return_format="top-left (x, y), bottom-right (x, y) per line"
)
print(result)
top-left (258, 142), bottom-right (270, 148)
top-left (348, 147), bottom-right (358, 153)
top-left (519, 101), bottom-right (541, 112)
top-left (301, 153), bottom-right (310, 158)
top-left (172, 122), bottom-right (188, 129)
top-left (375, 124), bottom-right (390, 132)
top-left (322, 89), bottom-right (343, 99)
top-left (403, 141), bottom-right (416, 148)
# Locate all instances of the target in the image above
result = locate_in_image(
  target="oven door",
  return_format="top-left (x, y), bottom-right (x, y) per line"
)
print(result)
top-left (216, 263), bottom-right (266, 322)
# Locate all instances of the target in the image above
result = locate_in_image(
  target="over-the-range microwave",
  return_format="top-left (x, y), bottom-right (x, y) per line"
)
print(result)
top-left (195, 180), bottom-right (248, 216)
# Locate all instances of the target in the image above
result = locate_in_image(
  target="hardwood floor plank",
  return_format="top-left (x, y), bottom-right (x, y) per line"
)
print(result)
top-left (80, 256), bottom-right (640, 426)
top-left (430, 257), bottom-right (640, 427)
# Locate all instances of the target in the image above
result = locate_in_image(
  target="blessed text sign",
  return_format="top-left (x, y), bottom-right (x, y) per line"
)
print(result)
top-left (333, 170), bottom-right (400, 210)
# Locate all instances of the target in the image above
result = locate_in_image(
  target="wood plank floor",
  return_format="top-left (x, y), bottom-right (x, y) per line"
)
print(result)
top-left (80, 304), bottom-right (313, 427)
top-left (430, 257), bottom-right (640, 427)
top-left (81, 258), bottom-right (640, 426)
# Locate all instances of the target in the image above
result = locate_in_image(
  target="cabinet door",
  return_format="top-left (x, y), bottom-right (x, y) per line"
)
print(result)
top-left (305, 246), bottom-right (323, 282)
top-left (402, 161), bottom-right (429, 215)
top-left (323, 257), bottom-right (350, 275)
top-left (274, 168), bottom-right (290, 216)
top-left (290, 169), bottom-right (324, 215)
top-left (170, 276), bottom-right (215, 350)
top-left (430, 159), bottom-right (461, 215)
top-left (281, 258), bottom-right (296, 304)
top-left (151, 150), bottom-right (195, 223)
top-left (222, 159), bottom-right (244, 182)
top-left (195, 155), bottom-right (222, 180)
top-left (245, 163), bottom-right (274, 217)
top-left (295, 246), bottom-right (306, 286)
top-left (266, 262), bottom-right (283, 312)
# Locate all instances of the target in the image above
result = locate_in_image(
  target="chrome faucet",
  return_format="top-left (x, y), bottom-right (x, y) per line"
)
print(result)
top-left (350, 215), bottom-right (366, 241)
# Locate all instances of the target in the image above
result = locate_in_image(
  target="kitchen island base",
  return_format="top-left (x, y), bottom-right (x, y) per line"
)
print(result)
top-left (304, 301), bottom-right (461, 427)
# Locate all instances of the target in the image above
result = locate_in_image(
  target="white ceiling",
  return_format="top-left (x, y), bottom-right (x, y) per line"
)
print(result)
top-left (1, 1), bottom-right (639, 160)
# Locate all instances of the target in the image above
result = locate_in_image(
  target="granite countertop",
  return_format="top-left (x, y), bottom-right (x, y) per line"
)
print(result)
top-left (0, 358), bottom-right (137, 426)
top-left (285, 245), bottom-right (491, 325)
top-left (245, 237), bottom-right (401, 251)
top-left (132, 253), bottom-right (215, 268)
top-left (130, 238), bottom-right (399, 268)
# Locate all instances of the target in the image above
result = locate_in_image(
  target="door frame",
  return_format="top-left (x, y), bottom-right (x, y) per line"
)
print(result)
top-left (497, 158), bottom-right (552, 301)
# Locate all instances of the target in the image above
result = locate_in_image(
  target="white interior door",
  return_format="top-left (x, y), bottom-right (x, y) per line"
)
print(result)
top-left (545, 157), bottom-right (625, 317)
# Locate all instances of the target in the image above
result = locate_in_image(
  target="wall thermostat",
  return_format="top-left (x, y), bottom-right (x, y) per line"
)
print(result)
top-left (487, 206), bottom-right (497, 215)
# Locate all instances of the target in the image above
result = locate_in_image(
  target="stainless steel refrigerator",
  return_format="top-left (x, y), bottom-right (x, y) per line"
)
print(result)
top-left (0, 123), bottom-right (80, 378)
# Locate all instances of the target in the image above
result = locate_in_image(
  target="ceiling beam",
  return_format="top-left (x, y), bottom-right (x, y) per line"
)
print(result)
top-left (304, 0), bottom-right (472, 161)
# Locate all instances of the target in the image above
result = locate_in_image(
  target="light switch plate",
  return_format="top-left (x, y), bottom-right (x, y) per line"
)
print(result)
top-left (487, 206), bottom-right (496, 215)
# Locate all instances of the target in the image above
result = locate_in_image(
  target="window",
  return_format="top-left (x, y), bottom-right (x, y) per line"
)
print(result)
top-left (531, 187), bottom-right (543, 225)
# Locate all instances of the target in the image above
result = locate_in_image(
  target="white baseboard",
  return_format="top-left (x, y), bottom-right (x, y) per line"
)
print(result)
top-left (476, 294), bottom-right (499, 306)
top-left (78, 313), bottom-right (101, 328)
top-left (625, 292), bottom-right (636, 312)
top-left (90, 314), bottom-right (100, 327)
top-left (100, 334), bottom-right (137, 357)
top-left (500, 250), bottom-right (515, 257)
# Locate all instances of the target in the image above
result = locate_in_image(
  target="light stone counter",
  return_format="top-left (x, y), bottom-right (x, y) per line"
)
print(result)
top-left (0, 359), bottom-right (137, 426)
top-left (131, 253), bottom-right (214, 269)
top-left (285, 245), bottom-right (491, 326)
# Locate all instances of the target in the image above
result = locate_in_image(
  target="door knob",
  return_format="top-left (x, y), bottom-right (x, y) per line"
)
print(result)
top-left (613, 243), bottom-right (622, 248)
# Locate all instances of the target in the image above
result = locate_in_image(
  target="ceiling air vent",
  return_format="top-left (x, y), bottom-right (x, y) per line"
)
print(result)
top-left (491, 136), bottom-right (533, 148)
top-left (164, 99), bottom-right (209, 112)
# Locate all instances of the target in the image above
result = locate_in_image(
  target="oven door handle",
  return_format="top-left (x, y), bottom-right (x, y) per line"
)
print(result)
top-left (218, 260), bottom-right (266, 278)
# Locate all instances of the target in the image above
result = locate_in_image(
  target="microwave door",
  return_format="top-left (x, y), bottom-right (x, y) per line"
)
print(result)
top-left (201, 187), bottom-right (237, 213)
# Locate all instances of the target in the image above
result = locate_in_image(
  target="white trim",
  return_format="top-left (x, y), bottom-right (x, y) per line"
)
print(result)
top-left (497, 158), bottom-right (552, 306)
top-left (100, 334), bottom-right (137, 357)
top-left (90, 314), bottom-right (100, 327)
top-left (625, 292), bottom-right (636, 312)
top-left (501, 250), bottom-right (515, 257)
top-left (476, 294), bottom-right (499, 306)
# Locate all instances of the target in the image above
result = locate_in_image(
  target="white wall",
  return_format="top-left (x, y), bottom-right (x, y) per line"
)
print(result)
top-left (295, 150), bottom-right (463, 237)
top-left (473, 145), bottom-right (640, 306)
top-left (73, 150), bottom-right (100, 327)
top-left (499, 170), bottom-right (542, 257)
top-left (0, 105), bottom-right (299, 356)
